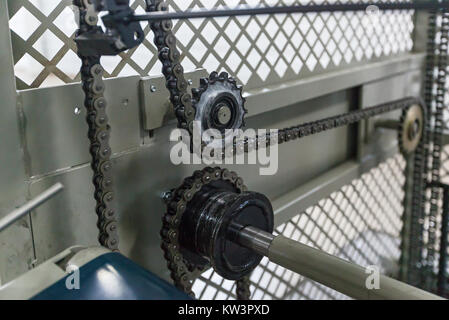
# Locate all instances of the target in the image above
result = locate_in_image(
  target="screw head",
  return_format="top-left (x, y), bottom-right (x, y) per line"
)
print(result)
top-left (216, 104), bottom-right (232, 125)
top-left (161, 191), bottom-right (173, 203)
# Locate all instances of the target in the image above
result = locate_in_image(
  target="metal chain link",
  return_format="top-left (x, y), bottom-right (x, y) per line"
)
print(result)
top-left (229, 97), bottom-right (421, 156)
top-left (75, 1), bottom-right (119, 251)
top-left (146, 0), bottom-right (196, 134)
top-left (426, 2), bottom-right (449, 290)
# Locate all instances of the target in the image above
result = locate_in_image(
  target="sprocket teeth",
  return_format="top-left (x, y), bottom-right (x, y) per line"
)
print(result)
top-left (191, 88), bottom-right (201, 100)
top-left (209, 71), bottom-right (219, 81)
top-left (219, 71), bottom-right (229, 80)
top-left (199, 77), bottom-right (209, 86)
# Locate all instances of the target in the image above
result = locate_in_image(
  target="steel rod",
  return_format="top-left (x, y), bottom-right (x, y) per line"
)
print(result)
top-left (235, 224), bottom-right (274, 256)
top-left (237, 226), bottom-right (444, 300)
top-left (0, 183), bottom-right (64, 233)
top-left (374, 119), bottom-right (400, 130)
top-left (129, 3), bottom-right (447, 22)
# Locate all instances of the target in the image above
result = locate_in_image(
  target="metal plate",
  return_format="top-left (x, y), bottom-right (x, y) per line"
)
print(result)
top-left (140, 69), bottom-right (209, 131)
top-left (0, 0), bottom-right (33, 286)
top-left (0, 0), bottom-right (27, 208)
top-left (20, 76), bottom-right (143, 178)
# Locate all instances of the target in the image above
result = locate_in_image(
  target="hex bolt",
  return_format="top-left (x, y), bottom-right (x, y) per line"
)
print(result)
top-left (74, 107), bottom-right (81, 115)
top-left (161, 190), bottom-right (173, 203)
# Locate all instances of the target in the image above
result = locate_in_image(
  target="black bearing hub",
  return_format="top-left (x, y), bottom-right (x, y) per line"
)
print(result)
top-left (209, 93), bottom-right (238, 131)
top-left (179, 182), bottom-right (273, 280)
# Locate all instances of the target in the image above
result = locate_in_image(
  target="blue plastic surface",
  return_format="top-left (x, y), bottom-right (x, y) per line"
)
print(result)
top-left (32, 252), bottom-right (192, 300)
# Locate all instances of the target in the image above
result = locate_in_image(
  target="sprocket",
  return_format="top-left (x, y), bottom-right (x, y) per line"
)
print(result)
top-left (192, 72), bottom-right (247, 150)
top-left (398, 104), bottom-right (425, 154)
top-left (161, 167), bottom-right (252, 299)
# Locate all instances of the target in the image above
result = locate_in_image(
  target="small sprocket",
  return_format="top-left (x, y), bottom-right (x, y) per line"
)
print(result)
top-left (191, 72), bottom-right (247, 150)
top-left (398, 104), bottom-right (425, 154)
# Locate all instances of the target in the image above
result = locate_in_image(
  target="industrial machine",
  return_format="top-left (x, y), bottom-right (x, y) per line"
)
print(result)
top-left (0, 0), bottom-right (449, 300)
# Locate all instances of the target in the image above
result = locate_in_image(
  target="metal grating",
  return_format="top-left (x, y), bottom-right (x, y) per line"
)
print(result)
top-left (8, 0), bottom-right (414, 90)
top-left (192, 154), bottom-right (406, 300)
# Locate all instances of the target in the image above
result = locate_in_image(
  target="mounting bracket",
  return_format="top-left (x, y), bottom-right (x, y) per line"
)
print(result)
top-left (139, 69), bottom-right (209, 131)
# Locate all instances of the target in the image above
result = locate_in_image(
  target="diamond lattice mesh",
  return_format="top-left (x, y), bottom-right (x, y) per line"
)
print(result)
top-left (193, 154), bottom-right (406, 300)
top-left (8, 0), bottom-right (414, 90)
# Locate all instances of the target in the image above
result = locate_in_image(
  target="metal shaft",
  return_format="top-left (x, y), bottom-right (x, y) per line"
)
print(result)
top-left (236, 226), bottom-right (444, 300)
top-left (374, 119), bottom-right (400, 130)
top-left (130, 2), bottom-right (448, 22)
top-left (0, 183), bottom-right (64, 233)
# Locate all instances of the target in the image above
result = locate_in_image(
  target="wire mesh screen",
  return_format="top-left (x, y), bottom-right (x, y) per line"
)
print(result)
top-left (7, 0), bottom-right (414, 90)
top-left (192, 154), bottom-right (406, 300)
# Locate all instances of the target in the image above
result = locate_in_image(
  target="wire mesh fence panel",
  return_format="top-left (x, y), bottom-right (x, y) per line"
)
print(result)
top-left (8, 0), bottom-right (414, 90)
top-left (193, 154), bottom-right (406, 300)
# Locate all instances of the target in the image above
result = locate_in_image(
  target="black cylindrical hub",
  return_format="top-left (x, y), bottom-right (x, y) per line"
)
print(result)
top-left (179, 182), bottom-right (273, 280)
